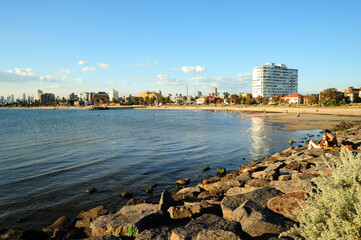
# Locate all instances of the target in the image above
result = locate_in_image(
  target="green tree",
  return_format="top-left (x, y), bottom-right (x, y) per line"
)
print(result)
top-left (319, 88), bottom-right (344, 105)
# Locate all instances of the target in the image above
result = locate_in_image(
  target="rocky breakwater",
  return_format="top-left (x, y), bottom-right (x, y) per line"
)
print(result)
top-left (2, 125), bottom-right (361, 240)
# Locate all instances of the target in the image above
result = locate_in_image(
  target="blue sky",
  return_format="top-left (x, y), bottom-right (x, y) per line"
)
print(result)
top-left (1, 0), bottom-right (360, 98)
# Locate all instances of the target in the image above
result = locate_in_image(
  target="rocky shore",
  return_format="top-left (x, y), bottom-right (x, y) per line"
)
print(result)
top-left (2, 124), bottom-right (361, 240)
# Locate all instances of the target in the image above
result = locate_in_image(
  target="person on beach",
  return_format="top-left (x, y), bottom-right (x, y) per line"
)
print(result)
top-left (324, 129), bottom-right (337, 146)
top-left (308, 135), bottom-right (329, 149)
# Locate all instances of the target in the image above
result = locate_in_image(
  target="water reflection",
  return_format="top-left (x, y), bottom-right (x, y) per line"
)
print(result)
top-left (248, 117), bottom-right (273, 160)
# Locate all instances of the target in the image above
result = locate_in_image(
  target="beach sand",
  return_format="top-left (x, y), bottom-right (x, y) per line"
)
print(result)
top-left (146, 105), bottom-right (361, 130)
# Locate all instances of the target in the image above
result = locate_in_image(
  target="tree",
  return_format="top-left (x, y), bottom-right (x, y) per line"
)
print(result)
top-left (319, 88), bottom-right (344, 106)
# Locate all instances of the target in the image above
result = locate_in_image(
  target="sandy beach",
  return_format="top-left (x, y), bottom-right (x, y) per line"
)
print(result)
top-left (145, 105), bottom-right (361, 130)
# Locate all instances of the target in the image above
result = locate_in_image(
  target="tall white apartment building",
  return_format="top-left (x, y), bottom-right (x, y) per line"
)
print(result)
top-left (34, 89), bottom-right (43, 101)
top-left (252, 62), bottom-right (298, 98)
top-left (108, 89), bottom-right (119, 101)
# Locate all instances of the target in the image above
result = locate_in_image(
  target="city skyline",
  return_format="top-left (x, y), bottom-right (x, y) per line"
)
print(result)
top-left (1, 1), bottom-right (361, 98)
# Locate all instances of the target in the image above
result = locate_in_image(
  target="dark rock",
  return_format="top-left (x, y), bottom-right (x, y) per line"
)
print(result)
top-left (126, 198), bottom-right (149, 205)
top-left (221, 187), bottom-right (282, 221)
top-left (0, 229), bottom-right (48, 240)
top-left (175, 178), bottom-right (190, 185)
top-left (217, 168), bottom-right (226, 177)
top-left (86, 188), bottom-right (97, 194)
top-left (75, 205), bottom-right (108, 229)
top-left (159, 190), bottom-right (176, 212)
top-left (202, 167), bottom-right (210, 172)
top-left (120, 192), bottom-right (133, 199)
top-left (42, 216), bottom-right (72, 234)
top-left (170, 214), bottom-right (242, 240)
top-left (231, 200), bottom-right (294, 237)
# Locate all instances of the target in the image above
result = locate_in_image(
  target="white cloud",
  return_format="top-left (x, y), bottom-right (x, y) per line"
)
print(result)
top-left (235, 72), bottom-right (252, 83)
top-left (7, 68), bottom-right (37, 76)
top-left (39, 75), bottom-right (64, 83)
top-left (81, 67), bottom-right (97, 72)
top-left (154, 61), bottom-right (159, 65)
top-left (109, 81), bottom-right (115, 85)
top-left (78, 60), bottom-right (88, 65)
top-left (98, 63), bottom-right (110, 69)
top-left (181, 65), bottom-right (207, 74)
top-left (156, 74), bottom-right (182, 86)
top-left (74, 78), bottom-right (84, 84)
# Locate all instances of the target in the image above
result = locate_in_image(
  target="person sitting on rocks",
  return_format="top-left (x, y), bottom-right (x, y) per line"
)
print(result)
top-left (324, 129), bottom-right (338, 147)
top-left (308, 135), bottom-right (329, 149)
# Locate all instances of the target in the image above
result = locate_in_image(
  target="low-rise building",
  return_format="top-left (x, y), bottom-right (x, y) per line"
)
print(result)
top-left (283, 93), bottom-right (304, 104)
top-left (139, 90), bottom-right (162, 100)
top-left (344, 88), bottom-right (361, 103)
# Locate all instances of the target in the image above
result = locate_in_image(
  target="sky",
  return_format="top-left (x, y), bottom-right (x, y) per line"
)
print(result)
top-left (1, 0), bottom-right (361, 99)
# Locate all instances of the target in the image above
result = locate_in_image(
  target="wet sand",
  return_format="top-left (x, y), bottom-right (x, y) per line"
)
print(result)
top-left (146, 105), bottom-right (361, 130)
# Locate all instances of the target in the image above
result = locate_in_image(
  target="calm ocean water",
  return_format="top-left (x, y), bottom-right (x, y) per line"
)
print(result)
top-left (0, 109), bottom-right (320, 230)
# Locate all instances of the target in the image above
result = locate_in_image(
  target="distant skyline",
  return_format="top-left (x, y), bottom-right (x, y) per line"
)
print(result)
top-left (1, 0), bottom-right (361, 98)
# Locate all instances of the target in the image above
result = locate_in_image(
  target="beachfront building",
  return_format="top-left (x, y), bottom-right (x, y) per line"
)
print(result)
top-left (252, 62), bottom-right (298, 98)
top-left (79, 92), bottom-right (90, 101)
top-left (211, 87), bottom-right (218, 96)
top-left (108, 89), bottom-right (119, 101)
top-left (40, 93), bottom-right (55, 103)
top-left (139, 90), bottom-right (162, 100)
top-left (170, 93), bottom-right (184, 104)
top-left (344, 87), bottom-right (361, 103)
top-left (283, 93), bottom-right (304, 104)
top-left (34, 89), bottom-right (43, 101)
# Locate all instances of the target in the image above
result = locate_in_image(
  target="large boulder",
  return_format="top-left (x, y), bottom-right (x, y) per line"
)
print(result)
top-left (75, 205), bottom-right (108, 228)
top-left (172, 186), bottom-right (202, 201)
top-left (201, 176), bottom-right (250, 196)
top-left (135, 226), bottom-right (171, 240)
top-left (42, 216), bottom-right (72, 234)
top-left (170, 214), bottom-right (241, 240)
top-left (226, 187), bottom-right (262, 196)
top-left (269, 180), bottom-right (306, 193)
top-left (221, 187), bottom-right (282, 221)
top-left (267, 191), bottom-right (307, 222)
top-left (244, 179), bottom-right (270, 188)
top-left (251, 170), bottom-right (278, 181)
top-left (195, 229), bottom-right (242, 240)
top-left (88, 203), bottom-right (162, 237)
top-left (159, 190), bottom-right (177, 212)
top-left (231, 200), bottom-right (294, 237)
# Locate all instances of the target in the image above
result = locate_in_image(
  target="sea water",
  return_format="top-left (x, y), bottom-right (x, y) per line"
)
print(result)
top-left (0, 109), bottom-right (321, 229)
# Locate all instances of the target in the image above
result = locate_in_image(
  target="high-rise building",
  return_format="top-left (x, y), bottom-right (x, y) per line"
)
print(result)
top-left (197, 91), bottom-right (202, 98)
top-left (11, 94), bottom-right (14, 103)
top-left (211, 87), bottom-right (218, 96)
top-left (22, 93), bottom-right (26, 101)
top-left (252, 62), bottom-right (298, 98)
top-left (108, 89), bottom-right (119, 101)
top-left (0, 96), bottom-right (4, 104)
top-left (34, 89), bottom-right (43, 101)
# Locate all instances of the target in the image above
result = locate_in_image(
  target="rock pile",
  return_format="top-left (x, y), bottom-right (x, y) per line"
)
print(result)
top-left (2, 126), bottom-right (361, 240)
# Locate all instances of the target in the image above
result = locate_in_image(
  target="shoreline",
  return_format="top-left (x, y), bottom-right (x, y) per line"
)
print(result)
top-left (2, 105), bottom-right (361, 131)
